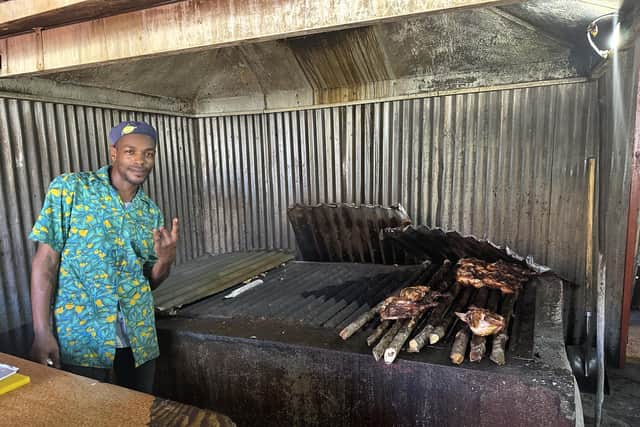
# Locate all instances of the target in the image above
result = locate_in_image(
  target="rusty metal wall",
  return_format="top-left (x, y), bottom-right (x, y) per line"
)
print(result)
top-left (598, 40), bottom-right (640, 361)
top-left (0, 80), bottom-right (615, 357)
top-left (197, 81), bottom-right (601, 349)
top-left (198, 82), bottom-right (598, 275)
top-left (0, 98), bottom-right (204, 333)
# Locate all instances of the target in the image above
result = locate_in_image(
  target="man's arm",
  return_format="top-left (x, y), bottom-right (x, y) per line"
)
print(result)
top-left (149, 217), bottom-right (179, 290)
top-left (30, 243), bottom-right (61, 367)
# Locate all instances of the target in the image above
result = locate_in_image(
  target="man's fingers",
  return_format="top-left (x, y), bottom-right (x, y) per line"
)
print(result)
top-left (51, 351), bottom-right (61, 368)
top-left (171, 218), bottom-right (179, 240)
top-left (153, 228), bottom-right (161, 242)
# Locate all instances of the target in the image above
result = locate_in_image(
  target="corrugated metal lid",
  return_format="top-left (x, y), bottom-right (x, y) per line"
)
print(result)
top-left (153, 250), bottom-right (294, 314)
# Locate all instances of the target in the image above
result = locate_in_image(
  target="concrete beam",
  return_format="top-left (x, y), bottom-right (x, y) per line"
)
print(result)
top-left (0, 0), bottom-right (179, 37)
top-left (0, 0), bottom-right (521, 77)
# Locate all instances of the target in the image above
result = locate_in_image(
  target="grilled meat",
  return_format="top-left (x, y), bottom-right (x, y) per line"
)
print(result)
top-left (455, 258), bottom-right (532, 294)
top-left (399, 285), bottom-right (431, 302)
top-left (379, 296), bottom-right (438, 320)
top-left (455, 306), bottom-right (505, 336)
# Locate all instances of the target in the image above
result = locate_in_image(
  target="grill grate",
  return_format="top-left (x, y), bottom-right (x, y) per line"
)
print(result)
top-left (176, 261), bottom-right (433, 331)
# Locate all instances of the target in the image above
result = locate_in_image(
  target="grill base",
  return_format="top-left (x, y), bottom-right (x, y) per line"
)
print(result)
top-left (154, 258), bottom-right (579, 426)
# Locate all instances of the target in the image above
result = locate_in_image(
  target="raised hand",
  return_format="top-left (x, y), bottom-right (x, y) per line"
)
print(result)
top-left (153, 217), bottom-right (179, 265)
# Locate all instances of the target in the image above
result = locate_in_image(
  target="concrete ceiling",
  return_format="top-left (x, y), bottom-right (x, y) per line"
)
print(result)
top-left (0, 0), bottom-right (628, 115)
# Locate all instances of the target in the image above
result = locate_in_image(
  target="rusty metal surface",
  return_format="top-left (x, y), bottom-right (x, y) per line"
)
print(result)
top-left (0, 97), bottom-right (204, 334)
top-left (196, 81), bottom-right (604, 353)
top-left (153, 251), bottom-right (295, 314)
top-left (154, 275), bottom-right (576, 427)
top-left (381, 225), bottom-right (550, 272)
top-left (598, 41), bottom-right (640, 362)
top-left (197, 82), bottom-right (598, 281)
top-left (19, 3), bottom-right (605, 114)
top-left (174, 259), bottom-right (536, 360)
top-left (287, 203), bottom-right (413, 264)
top-left (0, 1), bottom-right (183, 38)
top-left (177, 261), bottom-right (429, 331)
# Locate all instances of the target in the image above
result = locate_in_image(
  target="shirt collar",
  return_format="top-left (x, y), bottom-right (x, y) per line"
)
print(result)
top-left (96, 165), bottom-right (146, 204)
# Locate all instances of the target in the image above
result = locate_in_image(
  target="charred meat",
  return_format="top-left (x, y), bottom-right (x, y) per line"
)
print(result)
top-left (455, 306), bottom-right (505, 336)
top-left (399, 285), bottom-right (431, 302)
top-left (455, 258), bottom-right (533, 294)
top-left (379, 296), bottom-right (438, 320)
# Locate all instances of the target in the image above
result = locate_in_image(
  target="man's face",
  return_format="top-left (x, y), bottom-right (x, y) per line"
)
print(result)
top-left (110, 134), bottom-right (156, 186)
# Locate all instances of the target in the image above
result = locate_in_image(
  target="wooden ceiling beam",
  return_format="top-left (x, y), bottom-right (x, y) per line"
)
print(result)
top-left (0, 0), bottom-right (181, 38)
top-left (0, 0), bottom-right (521, 78)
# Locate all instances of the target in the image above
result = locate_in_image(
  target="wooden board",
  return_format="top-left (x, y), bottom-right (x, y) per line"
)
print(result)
top-left (0, 353), bottom-right (234, 426)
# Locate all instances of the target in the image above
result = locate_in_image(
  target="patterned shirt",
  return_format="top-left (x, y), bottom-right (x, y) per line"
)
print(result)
top-left (29, 165), bottom-right (164, 368)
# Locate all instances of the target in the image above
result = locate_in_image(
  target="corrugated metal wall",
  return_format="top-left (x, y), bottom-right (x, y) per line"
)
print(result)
top-left (0, 99), bottom-right (204, 333)
top-left (598, 40), bottom-right (640, 361)
top-left (1, 79), bottom-right (628, 361)
top-left (197, 82), bottom-right (601, 346)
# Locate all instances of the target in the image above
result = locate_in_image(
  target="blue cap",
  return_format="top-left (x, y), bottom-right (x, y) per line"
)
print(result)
top-left (109, 120), bottom-right (157, 146)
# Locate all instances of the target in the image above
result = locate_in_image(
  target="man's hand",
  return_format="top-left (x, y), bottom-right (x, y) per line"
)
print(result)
top-left (153, 217), bottom-right (179, 264)
top-left (31, 331), bottom-right (60, 368)
top-left (149, 218), bottom-right (179, 289)
top-left (30, 243), bottom-right (61, 367)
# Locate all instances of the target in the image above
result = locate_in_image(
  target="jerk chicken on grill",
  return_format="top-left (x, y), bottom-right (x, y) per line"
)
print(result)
top-left (455, 258), bottom-right (533, 294)
top-left (455, 306), bottom-right (505, 336)
top-left (379, 286), bottom-right (445, 320)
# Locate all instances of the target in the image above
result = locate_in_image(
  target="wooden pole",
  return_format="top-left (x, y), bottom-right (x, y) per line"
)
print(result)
top-left (595, 254), bottom-right (606, 426)
top-left (383, 316), bottom-right (420, 364)
top-left (372, 321), bottom-right (404, 361)
top-left (429, 287), bottom-right (475, 345)
top-left (367, 320), bottom-right (391, 346)
top-left (340, 299), bottom-right (388, 340)
top-left (408, 282), bottom-right (461, 352)
top-left (469, 290), bottom-right (501, 362)
top-left (489, 292), bottom-right (518, 365)
top-left (450, 326), bottom-right (471, 364)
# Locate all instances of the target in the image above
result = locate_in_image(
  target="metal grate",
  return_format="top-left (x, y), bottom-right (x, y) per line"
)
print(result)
top-left (177, 261), bottom-right (433, 331)
top-left (153, 251), bottom-right (294, 313)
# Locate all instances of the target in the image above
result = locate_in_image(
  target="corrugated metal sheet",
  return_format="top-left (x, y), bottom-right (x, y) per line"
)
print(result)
top-left (198, 82), bottom-right (598, 280)
top-left (0, 98), bottom-right (205, 333)
top-left (598, 42), bottom-right (640, 360)
top-left (178, 261), bottom-right (430, 331)
top-left (287, 203), bottom-right (413, 264)
top-left (153, 250), bottom-right (294, 313)
top-left (382, 225), bottom-right (551, 273)
top-left (196, 81), bottom-right (601, 352)
top-left (0, 78), bottom-right (622, 361)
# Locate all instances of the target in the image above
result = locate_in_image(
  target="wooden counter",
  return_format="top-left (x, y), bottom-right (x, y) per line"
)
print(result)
top-left (0, 352), bottom-right (234, 426)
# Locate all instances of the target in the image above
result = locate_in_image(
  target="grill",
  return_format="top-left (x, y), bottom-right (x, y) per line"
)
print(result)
top-left (154, 256), bottom-right (576, 427)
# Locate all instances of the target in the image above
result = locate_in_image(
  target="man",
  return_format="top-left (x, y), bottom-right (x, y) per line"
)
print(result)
top-left (29, 120), bottom-right (178, 393)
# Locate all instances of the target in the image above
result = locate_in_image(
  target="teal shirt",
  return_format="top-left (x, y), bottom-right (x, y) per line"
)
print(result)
top-left (29, 166), bottom-right (164, 368)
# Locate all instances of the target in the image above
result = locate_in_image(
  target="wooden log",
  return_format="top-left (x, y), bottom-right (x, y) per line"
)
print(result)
top-left (383, 316), bottom-right (420, 364)
top-left (372, 320), bottom-right (404, 361)
top-left (408, 282), bottom-right (462, 352)
top-left (468, 334), bottom-right (485, 363)
top-left (429, 286), bottom-right (475, 345)
top-left (339, 298), bottom-right (388, 340)
top-left (469, 290), bottom-right (501, 362)
top-left (428, 259), bottom-right (452, 292)
top-left (367, 320), bottom-right (391, 346)
top-left (490, 292), bottom-right (518, 365)
top-left (450, 326), bottom-right (471, 365)
top-left (343, 260), bottom-right (451, 344)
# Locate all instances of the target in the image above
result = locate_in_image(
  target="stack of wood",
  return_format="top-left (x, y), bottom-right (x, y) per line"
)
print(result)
top-left (338, 257), bottom-right (533, 366)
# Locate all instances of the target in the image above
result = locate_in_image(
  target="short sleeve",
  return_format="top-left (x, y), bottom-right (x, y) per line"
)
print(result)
top-left (29, 175), bottom-right (73, 252)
